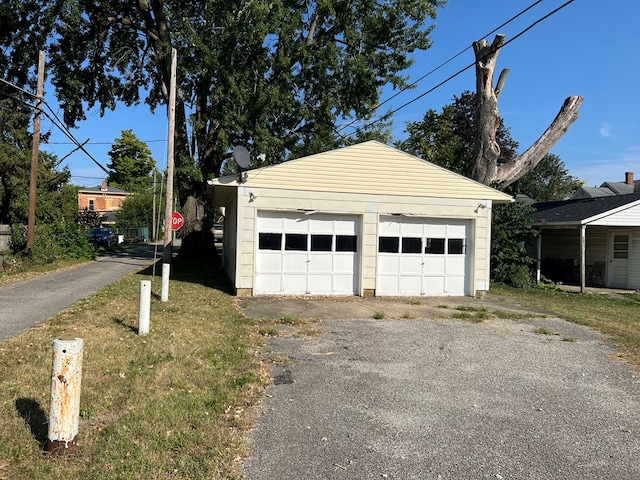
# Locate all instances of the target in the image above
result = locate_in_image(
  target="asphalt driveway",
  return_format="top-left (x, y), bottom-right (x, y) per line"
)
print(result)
top-left (241, 296), bottom-right (640, 479)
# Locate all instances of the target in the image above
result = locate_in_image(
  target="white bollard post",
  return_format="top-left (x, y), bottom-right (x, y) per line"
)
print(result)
top-left (160, 262), bottom-right (170, 302)
top-left (47, 337), bottom-right (83, 456)
top-left (138, 280), bottom-right (151, 335)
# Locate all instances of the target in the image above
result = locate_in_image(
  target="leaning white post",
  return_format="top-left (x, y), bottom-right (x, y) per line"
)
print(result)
top-left (47, 337), bottom-right (84, 456)
top-left (161, 263), bottom-right (170, 302)
top-left (138, 280), bottom-right (151, 335)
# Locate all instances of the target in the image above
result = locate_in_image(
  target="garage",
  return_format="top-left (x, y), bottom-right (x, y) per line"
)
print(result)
top-left (208, 141), bottom-right (511, 297)
top-left (255, 211), bottom-right (359, 295)
top-left (377, 216), bottom-right (470, 296)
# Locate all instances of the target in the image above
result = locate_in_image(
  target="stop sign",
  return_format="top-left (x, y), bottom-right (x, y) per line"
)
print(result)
top-left (171, 211), bottom-right (184, 231)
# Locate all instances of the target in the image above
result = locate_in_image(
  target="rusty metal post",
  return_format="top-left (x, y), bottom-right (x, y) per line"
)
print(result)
top-left (138, 280), bottom-right (151, 335)
top-left (47, 337), bottom-right (83, 456)
top-left (161, 263), bottom-right (170, 302)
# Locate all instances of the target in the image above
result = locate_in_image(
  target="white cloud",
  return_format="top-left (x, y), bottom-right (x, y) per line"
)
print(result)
top-left (599, 122), bottom-right (613, 137)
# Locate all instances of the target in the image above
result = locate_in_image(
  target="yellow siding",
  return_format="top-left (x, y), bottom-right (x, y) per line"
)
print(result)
top-left (212, 141), bottom-right (512, 202)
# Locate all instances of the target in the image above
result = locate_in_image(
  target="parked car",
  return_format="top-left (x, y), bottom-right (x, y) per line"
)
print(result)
top-left (88, 227), bottom-right (117, 247)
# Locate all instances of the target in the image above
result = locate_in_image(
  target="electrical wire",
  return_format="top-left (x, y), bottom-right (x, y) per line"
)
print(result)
top-left (336, 0), bottom-right (546, 135)
top-left (339, 0), bottom-right (575, 137)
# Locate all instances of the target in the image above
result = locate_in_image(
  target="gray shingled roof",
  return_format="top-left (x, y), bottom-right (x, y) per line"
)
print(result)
top-left (530, 193), bottom-right (640, 225)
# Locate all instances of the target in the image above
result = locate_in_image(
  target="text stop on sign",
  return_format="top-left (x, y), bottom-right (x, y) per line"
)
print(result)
top-left (171, 212), bottom-right (184, 231)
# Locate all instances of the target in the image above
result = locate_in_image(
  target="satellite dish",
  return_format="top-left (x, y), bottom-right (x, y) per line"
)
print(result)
top-left (232, 145), bottom-right (250, 169)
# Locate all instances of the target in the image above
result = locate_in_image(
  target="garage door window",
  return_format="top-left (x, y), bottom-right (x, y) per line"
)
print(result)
top-left (311, 234), bottom-right (333, 251)
top-left (379, 236), bottom-right (399, 253)
top-left (336, 235), bottom-right (358, 252)
top-left (402, 237), bottom-right (422, 254)
top-left (425, 238), bottom-right (445, 254)
top-left (259, 233), bottom-right (282, 250)
top-left (285, 233), bottom-right (307, 251)
top-left (448, 238), bottom-right (465, 255)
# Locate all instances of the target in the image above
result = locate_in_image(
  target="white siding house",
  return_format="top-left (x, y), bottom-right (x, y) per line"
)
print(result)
top-left (209, 141), bottom-right (512, 297)
top-left (531, 193), bottom-right (640, 290)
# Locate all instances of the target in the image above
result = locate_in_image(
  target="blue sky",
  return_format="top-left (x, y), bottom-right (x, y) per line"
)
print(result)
top-left (41, 0), bottom-right (639, 189)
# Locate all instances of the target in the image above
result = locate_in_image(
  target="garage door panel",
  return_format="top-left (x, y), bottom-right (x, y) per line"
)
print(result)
top-left (334, 274), bottom-right (356, 292)
top-left (308, 274), bottom-right (333, 294)
top-left (402, 222), bottom-right (423, 236)
top-left (282, 274), bottom-right (308, 294)
top-left (426, 224), bottom-right (446, 236)
top-left (400, 276), bottom-right (422, 295)
top-left (446, 257), bottom-right (466, 275)
top-left (257, 214), bottom-right (283, 231)
top-left (447, 223), bottom-right (467, 237)
top-left (445, 276), bottom-right (465, 295)
top-left (424, 256), bottom-right (446, 275)
top-left (377, 275), bottom-right (400, 295)
top-left (284, 217), bottom-right (308, 232)
top-left (309, 253), bottom-right (333, 272)
top-left (283, 253), bottom-right (308, 273)
top-left (400, 256), bottom-right (423, 274)
top-left (257, 252), bottom-right (282, 272)
top-left (379, 256), bottom-right (400, 274)
top-left (424, 277), bottom-right (446, 295)
top-left (256, 274), bottom-right (282, 294)
top-left (379, 220), bottom-right (400, 236)
top-left (334, 254), bottom-right (357, 274)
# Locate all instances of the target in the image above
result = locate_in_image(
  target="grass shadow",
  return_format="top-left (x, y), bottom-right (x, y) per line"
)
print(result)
top-left (112, 317), bottom-right (138, 334)
top-left (14, 398), bottom-right (48, 449)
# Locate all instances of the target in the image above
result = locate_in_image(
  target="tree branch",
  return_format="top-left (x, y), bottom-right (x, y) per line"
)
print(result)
top-left (497, 95), bottom-right (583, 186)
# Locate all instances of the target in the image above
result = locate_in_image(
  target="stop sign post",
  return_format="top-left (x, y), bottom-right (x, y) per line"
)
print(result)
top-left (171, 212), bottom-right (184, 231)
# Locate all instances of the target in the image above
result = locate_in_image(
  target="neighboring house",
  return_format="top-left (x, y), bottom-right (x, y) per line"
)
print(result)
top-left (530, 192), bottom-right (640, 290)
top-left (208, 140), bottom-right (512, 297)
top-left (572, 171), bottom-right (640, 199)
top-left (78, 180), bottom-right (131, 224)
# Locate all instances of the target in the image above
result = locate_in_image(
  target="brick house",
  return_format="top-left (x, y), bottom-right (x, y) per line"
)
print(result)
top-left (77, 180), bottom-right (131, 224)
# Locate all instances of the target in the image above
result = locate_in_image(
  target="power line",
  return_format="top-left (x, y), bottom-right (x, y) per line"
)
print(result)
top-left (48, 139), bottom-right (167, 145)
top-left (339, 0), bottom-right (575, 138)
top-left (0, 76), bottom-right (112, 174)
top-left (336, 0), bottom-right (546, 135)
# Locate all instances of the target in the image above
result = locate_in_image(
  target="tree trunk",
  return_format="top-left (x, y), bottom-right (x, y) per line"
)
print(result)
top-left (469, 35), bottom-right (505, 185)
top-left (470, 34), bottom-right (583, 187)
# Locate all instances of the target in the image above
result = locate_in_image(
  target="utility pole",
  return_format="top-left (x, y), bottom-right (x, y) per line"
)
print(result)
top-left (161, 48), bottom-right (177, 302)
top-left (151, 169), bottom-right (156, 242)
top-left (27, 50), bottom-right (45, 250)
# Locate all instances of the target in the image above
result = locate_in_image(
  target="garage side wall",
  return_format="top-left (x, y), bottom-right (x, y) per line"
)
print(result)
top-left (233, 187), bottom-right (494, 296)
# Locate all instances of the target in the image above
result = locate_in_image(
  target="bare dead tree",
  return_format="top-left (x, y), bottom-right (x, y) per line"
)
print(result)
top-left (470, 34), bottom-right (583, 186)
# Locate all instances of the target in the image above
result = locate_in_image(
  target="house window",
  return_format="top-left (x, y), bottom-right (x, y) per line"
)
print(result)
top-left (336, 235), bottom-right (357, 252)
top-left (379, 236), bottom-right (399, 253)
top-left (401, 237), bottom-right (422, 254)
top-left (89, 199), bottom-right (94, 211)
top-left (258, 233), bottom-right (282, 250)
top-left (425, 238), bottom-right (445, 254)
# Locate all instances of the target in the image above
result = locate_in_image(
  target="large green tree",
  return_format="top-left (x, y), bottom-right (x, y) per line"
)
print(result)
top-left (1, 0), bottom-right (446, 256)
top-left (107, 129), bottom-right (155, 192)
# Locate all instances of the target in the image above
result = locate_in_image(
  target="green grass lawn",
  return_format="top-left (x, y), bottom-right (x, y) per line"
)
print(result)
top-left (0, 259), bottom-right (266, 479)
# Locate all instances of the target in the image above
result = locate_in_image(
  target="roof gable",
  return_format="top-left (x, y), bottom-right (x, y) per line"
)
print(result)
top-left (212, 141), bottom-right (511, 202)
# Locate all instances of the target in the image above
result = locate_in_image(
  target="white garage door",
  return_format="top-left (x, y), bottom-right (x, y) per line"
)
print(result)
top-left (377, 216), bottom-right (470, 296)
top-left (255, 212), bottom-right (359, 295)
